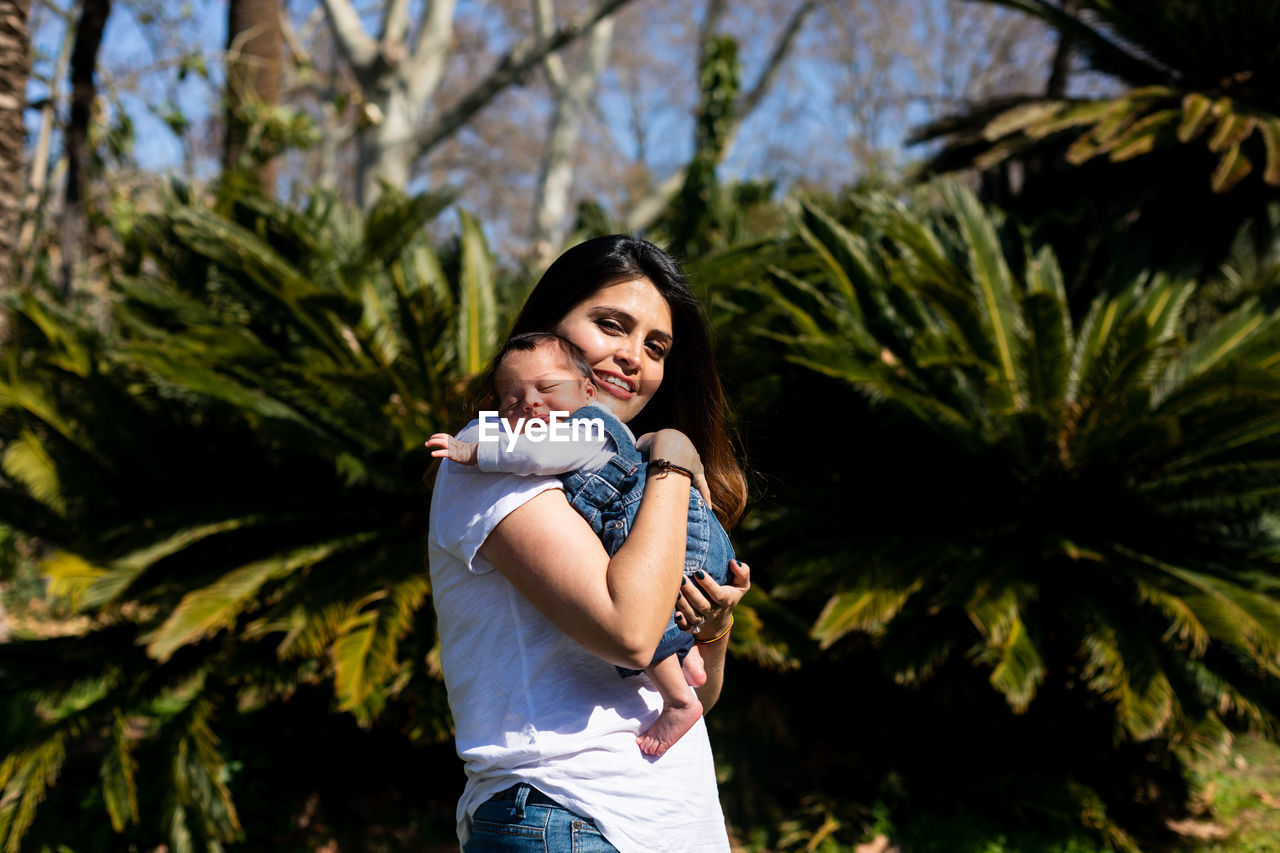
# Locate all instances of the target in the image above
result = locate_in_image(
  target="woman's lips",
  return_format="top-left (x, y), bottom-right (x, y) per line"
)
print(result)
top-left (594, 371), bottom-right (634, 399)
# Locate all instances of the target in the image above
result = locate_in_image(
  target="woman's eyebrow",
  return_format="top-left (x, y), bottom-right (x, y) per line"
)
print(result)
top-left (592, 306), bottom-right (673, 343)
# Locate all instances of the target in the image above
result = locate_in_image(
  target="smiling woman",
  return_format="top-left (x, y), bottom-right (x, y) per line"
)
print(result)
top-left (551, 279), bottom-right (673, 423)
top-left (427, 235), bottom-right (750, 852)
top-left (506, 238), bottom-right (745, 524)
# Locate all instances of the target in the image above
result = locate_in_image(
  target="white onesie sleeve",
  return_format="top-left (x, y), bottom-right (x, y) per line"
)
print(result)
top-left (475, 425), bottom-right (608, 476)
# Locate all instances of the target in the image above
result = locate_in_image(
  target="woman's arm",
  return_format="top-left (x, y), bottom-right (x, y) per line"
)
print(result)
top-left (478, 429), bottom-right (701, 670)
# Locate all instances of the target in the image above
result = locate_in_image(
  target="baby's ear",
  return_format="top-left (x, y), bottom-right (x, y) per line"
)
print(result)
top-left (584, 379), bottom-right (596, 400)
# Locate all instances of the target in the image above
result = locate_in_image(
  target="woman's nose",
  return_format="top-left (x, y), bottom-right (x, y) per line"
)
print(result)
top-left (614, 337), bottom-right (642, 371)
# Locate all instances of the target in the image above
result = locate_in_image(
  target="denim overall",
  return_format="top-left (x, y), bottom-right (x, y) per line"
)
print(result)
top-left (560, 405), bottom-right (735, 675)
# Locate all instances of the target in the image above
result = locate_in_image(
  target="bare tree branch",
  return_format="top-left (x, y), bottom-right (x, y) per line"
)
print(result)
top-left (531, 9), bottom-right (615, 257)
top-left (412, 0), bottom-right (634, 155)
top-left (318, 0), bottom-right (377, 73)
top-left (279, 1), bottom-right (312, 67)
top-left (624, 168), bottom-right (685, 233)
top-left (1045, 0), bottom-right (1080, 97)
top-left (626, 0), bottom-right (822, 233)
top-left (736, 0), bottom-right (821, 122)
top-left (696, 0), bottom-right (727, 71)
top-left (381, 0), bottom-right (411, 54)
top-left (535, 0), bottom-right (568, 93)
top-left (406, 0), bottom-right (457, 101)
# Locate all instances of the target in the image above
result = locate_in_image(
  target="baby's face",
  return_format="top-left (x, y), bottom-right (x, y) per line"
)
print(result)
top-left (493, 345), bottom-right (596, 431)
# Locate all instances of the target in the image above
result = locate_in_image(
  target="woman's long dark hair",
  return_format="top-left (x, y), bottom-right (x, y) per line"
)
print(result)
top-left (506, 235), bottom-right (747, 527)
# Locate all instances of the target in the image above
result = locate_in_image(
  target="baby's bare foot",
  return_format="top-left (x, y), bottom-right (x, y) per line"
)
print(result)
top-left (683, 645), bottom-right (707, 688)
top-left (637, 696), bottom-right (703, 757)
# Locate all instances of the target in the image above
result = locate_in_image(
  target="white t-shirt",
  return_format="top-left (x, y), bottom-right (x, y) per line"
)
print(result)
top-left (427, 419), bottom-right (729, 853)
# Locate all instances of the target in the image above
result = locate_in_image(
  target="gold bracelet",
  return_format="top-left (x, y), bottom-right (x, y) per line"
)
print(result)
top-left (695, 616), bottom-right (733, 645)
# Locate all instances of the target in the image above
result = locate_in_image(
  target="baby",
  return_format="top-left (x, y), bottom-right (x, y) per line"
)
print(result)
top-left (426, 332), bottom-right (735, 757)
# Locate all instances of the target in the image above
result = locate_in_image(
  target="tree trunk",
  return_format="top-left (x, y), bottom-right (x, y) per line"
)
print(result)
top-left (0, 0), bottom-right (32, 291)
top-left (59, 0), bottom-right (110, 299)
top-left (529, 5), bottom-right (615, 264)
top-left (322, 0), bottom-right (632, 209)
top-left (358, 81), bottom-right (417, 208)
top-left (224, 0), bottom-right (282, 190)
top-left (15, 1), bottom-right (76, 286)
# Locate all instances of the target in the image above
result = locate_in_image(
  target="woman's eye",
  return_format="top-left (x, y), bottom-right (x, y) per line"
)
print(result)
top-left (597, 317), bottom-right (624, 333)
top-left (646, 341), bottom-right (668, 358)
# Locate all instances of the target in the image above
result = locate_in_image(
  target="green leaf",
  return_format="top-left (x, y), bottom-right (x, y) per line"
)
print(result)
top-left (1211, 143), bottom-right (1253, 192)
top-left (1024, 99), bottom-right (1123, 140)
top-left (1158, 299), bottom-right (1275, 397)
top-left (1207, 103), bottom-right (1256, 154)
top-left (84, 518), bottom-right (260, 609)
top-left (1020, 291), bottom-right (1070, 411)
top-left (942, 182), bottom-right (1023, 410)
top-left (2, 431), bottom-right (65, 514)
top-left (968, 585), bottom-right (1045, 711)
top-left (1261, 116), bottom-right (1280, 185)
top-left (43, 551), bottom-right (107, 610)
top-left (988, 614), bottom-right (1045, 713)
top-left (1107, 108), bottom-right (1179, 162)
top-left (812, 581), bottom-right (922, 648)
top-left (331, 576), bottom-right (429, 724)
top-left (0, 734), bottom-right (67, 853)
top-left (455, 210), bottom-right (497, 375)
top-left (145, 533), bottom-right (378, 661)
top-left (101, 712), bottom-right (140, 832)
top-left (982, 100), bottom-right (1066, 140)
top-left (1178, 92), bottom-right (1214, 142)
top-left (166, 700), bottom-right (240, 848)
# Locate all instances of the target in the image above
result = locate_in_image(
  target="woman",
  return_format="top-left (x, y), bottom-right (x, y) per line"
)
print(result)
top-left (427, 235), bottom-right (749, 853)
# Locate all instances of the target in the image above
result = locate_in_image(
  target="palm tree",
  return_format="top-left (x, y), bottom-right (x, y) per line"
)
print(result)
top-left (734, 181), bottom-right (1280, 846)
top-left (911, 0), bottom-right (1280, 289)
top-left (0, 182), bottom-right (503, 849)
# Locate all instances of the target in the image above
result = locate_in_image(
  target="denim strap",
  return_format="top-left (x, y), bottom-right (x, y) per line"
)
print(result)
top-left (569, 404), bottom-right (640, 464)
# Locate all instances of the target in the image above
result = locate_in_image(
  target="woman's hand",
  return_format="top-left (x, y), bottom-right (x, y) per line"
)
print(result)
top-left (675, 559), bottom-right (750, 640)
top-left (636, 429), bottom-right (712, 507)
top-left (678, 559), bottom-right (749, 712)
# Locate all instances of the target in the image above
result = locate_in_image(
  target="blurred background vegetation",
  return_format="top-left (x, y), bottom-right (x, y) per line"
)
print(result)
top-left (2, 0), bottom-right (1280, 850)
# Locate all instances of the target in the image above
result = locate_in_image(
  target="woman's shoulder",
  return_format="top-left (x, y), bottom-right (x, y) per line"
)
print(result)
top-left (428, 422), bottom-right (566, 565)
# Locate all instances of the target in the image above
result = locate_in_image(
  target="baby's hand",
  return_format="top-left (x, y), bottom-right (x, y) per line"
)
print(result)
top-left (426, 433), bottom-right (479, 466)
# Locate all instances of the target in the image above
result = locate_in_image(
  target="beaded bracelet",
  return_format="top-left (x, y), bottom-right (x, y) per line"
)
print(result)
top-left (647, 458), bottom-right (695, 480)
top-left (695, 616), bottom-right (733, 645)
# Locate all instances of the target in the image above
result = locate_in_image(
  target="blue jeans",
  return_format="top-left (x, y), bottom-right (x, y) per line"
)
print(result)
top-left (465, 784), bottom-right (619, 852)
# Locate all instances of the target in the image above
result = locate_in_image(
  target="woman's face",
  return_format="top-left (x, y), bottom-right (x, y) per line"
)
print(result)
top-left (554, 278), bottom-right (673, 424)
